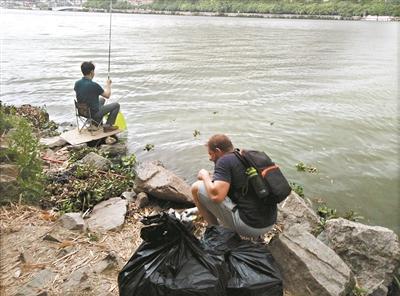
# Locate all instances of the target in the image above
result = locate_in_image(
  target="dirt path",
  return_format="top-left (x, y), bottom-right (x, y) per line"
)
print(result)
top-left (0, 204), bottom-right (147, 296)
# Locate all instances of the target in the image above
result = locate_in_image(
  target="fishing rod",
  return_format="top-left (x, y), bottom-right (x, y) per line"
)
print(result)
top-left (107, 0), bottom-right (112, 80)
top-left (106, 0), bottom-right (127, 131)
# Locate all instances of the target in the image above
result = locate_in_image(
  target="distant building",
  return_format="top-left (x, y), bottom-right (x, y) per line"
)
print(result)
top-left (363, 15), bottom-right (394, 21)
top-left (0, 0), bottom-right (87, 8)
top-left (127, 0), bottom-right (154, 4)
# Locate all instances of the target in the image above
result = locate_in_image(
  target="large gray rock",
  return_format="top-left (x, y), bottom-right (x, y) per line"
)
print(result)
top-left (93, 251), bottom-right (124, 274)
top-left (59, 213), bottom-right (85, 231)
top-left (318, 218), bottom-right (400, 294)
top-left (62, 267), bottom-right (90, 294)
top-left (121, 191), bottom-right (137, 203)
top-left (79, 152), bottom-right (112, 171)
top-left (99, 143), bottom-right (127, 157)
top-left (135, 161), bottom-right (194, 204)
top-left (15, 269), bottom-right (56, 296)
top-left (87, 197), bottom-right (127, 232)
top-left (269, 225), bottom-right (354, 296)
top-left (66, 143), bottom-right (87, 152)
top-left (277, 191), bottom-right (320, 233)
top-left (40, 136), bottom-right (67, 148)
top-left (135, 192), bottom-right (150, 209)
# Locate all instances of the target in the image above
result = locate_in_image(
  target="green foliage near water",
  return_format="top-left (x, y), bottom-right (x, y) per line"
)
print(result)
top-left (83, 0), bottom-right (400, 17)
top-left (84, 0), bottom-right (134, 10)
top-left (1, 102), bottom-right (59, 136)
top-left (0, 104), bottom-right (45, 203)
top-left (288, 177), bottom-right (363, 235)
top-left (46, 152), bottom-right (136, 213)
top-left (141, 0), bottom-right (400, 17)
top-left (314, 202), bottom-right (364, 235)
top-left (289, 181), bottom-right (305, 197)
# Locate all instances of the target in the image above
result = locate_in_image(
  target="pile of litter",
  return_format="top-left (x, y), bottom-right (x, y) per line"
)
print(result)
top-left (119, 212), bottom-right (283, 296)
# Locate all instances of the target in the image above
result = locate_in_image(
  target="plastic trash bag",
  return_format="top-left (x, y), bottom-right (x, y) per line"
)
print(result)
top-left (202, 226), bottom-right (283, 296)
top-left (118, 213), bottom-right (227, 296)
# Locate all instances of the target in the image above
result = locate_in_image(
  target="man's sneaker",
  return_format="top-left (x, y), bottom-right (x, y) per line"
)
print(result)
top-left (103, 125), bottom-right (118, 132)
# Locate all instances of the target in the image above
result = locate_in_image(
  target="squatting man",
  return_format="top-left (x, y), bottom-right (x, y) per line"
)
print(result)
top-left (191, 134), bottom-right (277, 238)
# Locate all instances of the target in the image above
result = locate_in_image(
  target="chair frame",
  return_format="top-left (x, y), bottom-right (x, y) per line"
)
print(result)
top-left (74, 100), bottom-right (101, 134)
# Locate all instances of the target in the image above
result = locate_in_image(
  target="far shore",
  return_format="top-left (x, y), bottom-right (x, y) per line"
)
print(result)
top-left (2, 7), bottom-right (399, 22)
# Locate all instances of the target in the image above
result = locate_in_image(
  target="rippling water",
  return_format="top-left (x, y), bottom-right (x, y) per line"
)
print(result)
top-left (1, 9), bottom-right (398, 232)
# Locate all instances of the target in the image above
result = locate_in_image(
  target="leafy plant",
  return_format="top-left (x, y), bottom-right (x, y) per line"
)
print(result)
top-left (289, 181), bottom-right (304, 198)
top-left (68, 146), bottom-right (98, 163)
top-left (317, 204), bottom-right (338, 220)
top-left (1, 112), bottom-right (44, 203)
top-left (87, 232), bottom-right (99, 242)
top-left (144, 144), bottom-right (155, 151)
top-left (113, 153), bottom-right (137, 178)
top-left (295, 161), bottom-right (307, 172)
top-left (1, 102), bottom-right (58, 135)
top-left (343, 210), bottom-right (364, 222)
top-left (352, 285), bottom-right (368, 296)
top-left (47, 153), bottom-right (136, 213)
top-left (295, 161), bottom-right (317, 173)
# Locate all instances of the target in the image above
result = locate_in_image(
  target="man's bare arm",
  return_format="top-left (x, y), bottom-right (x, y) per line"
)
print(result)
top-left (101, 79), bottom-right (112, 99)
top-left (197, 169), bottom-right (229, 203)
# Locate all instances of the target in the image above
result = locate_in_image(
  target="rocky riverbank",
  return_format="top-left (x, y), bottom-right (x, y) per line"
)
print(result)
top-left (0, 103), bottom-right (399, 296)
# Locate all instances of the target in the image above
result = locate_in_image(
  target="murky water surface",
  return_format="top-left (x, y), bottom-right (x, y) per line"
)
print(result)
top-left (1, 9), bottom-right (398, 232)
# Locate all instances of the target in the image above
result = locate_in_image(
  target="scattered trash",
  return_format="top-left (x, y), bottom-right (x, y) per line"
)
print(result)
top-left (181, 207), bottom-right (198, 222)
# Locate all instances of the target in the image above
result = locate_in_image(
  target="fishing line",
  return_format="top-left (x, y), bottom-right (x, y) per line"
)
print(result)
top-left (107, 0), bottom-right (112, 79)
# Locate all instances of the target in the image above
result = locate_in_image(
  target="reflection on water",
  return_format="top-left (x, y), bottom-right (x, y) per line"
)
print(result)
top-left (1, 9), bottom-right (398, 232)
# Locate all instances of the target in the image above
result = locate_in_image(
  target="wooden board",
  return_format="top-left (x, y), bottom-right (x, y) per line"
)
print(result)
top-left (60, 128), bottom-right (121, 145)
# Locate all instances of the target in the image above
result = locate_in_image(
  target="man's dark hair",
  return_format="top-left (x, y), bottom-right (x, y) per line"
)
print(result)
top-left (81, 61), bottom-right (95, 76)
top-left (207, 134), bottom-right (234, 152)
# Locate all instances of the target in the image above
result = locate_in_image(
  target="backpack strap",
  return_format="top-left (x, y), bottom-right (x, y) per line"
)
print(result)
top-left (233, 149), bottom-right (250, 168)
top-left (233, 149), bottom-right (251, 197)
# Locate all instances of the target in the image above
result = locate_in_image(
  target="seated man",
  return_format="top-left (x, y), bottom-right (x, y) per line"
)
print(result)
top-left (191, 134), bottom-right (276, 238)
top-left (74, 61), bottom-right (120, 132)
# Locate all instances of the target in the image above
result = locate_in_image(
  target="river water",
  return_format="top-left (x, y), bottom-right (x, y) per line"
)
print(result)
top-left (1, 9), bottom-right (398, 232)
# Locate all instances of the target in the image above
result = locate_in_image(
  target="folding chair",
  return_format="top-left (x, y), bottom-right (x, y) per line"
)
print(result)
top-left (74, 100), bottom-right (101, 133)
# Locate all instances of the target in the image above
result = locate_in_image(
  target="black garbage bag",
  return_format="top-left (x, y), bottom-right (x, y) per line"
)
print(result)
top-left (202, 226), bottom-right (283, 296)
top-left (118, 213), bottom-right (227, 296)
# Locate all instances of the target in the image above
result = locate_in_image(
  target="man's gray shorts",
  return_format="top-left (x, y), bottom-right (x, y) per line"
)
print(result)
top-left (197, 182), bottom-right (272, 238)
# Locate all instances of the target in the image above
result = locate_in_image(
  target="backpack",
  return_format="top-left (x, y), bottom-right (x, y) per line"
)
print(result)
top-left (234, 149), bottom-right (292, 204)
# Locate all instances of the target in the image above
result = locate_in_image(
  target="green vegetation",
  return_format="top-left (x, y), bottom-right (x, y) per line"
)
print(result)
top-left (69, 146), bottom-right (99, 163)
top-left (1, 103), bottom-right (59, 135)
top-left (351, 285), bottom-right (368, 296)
top-left (140, 0), bottom-right (400, 17)
top-left (288, 178), bottom-right (363, 235)
top-left (82, 0), bottom-right (400, 17)
top-left (84, 0), bottom-right (134, 10)
top-left (295, 161), bottom-right (317, 173)
top-left (144, 143), bottom-right (155, 151)
top-left (289, 181), bottom-right (305, 198)
top-left (1, 102), bottom-right (136, 213)
top-left (46, 152), bottom-right (136, 213)
top-left (0, 103), bottom-right (45, 203)
top-left (314, 202), bottom-right (363, 234)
